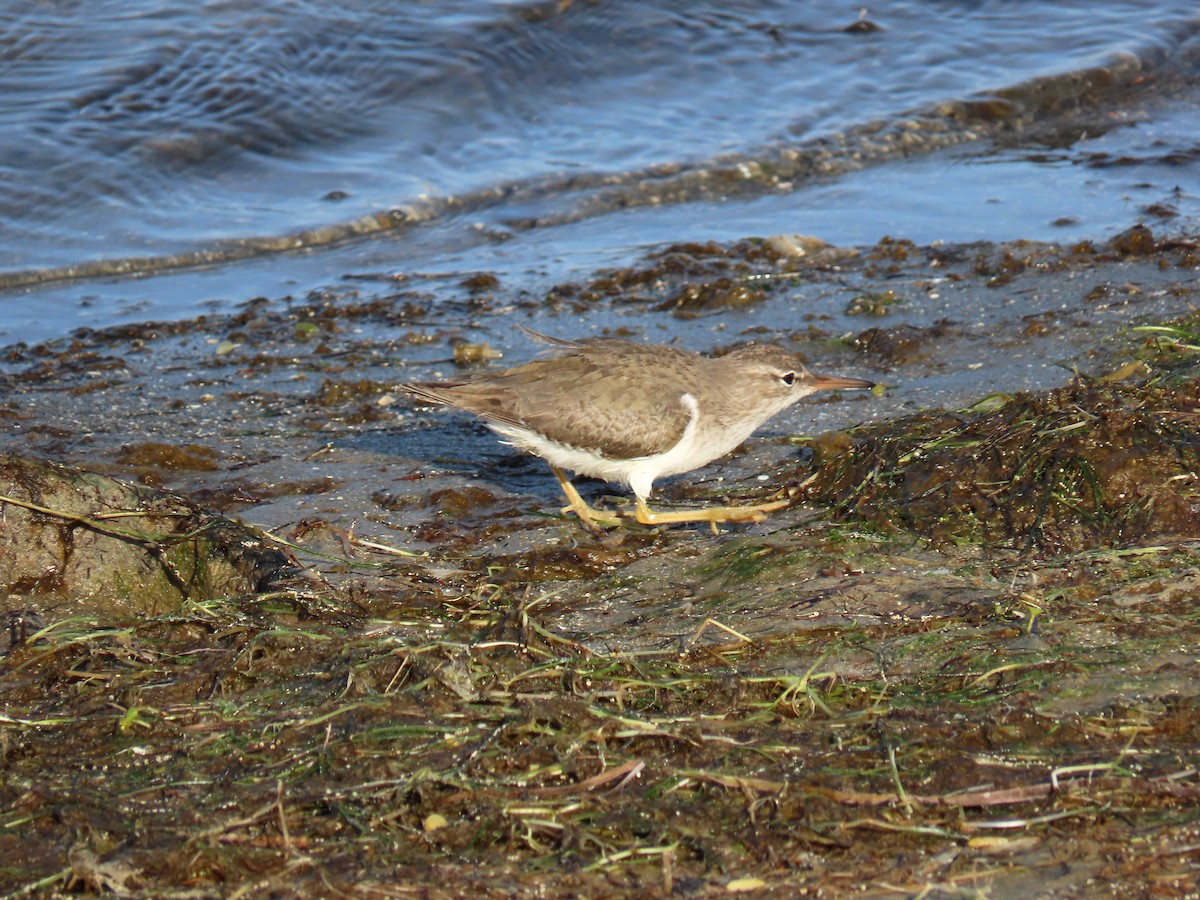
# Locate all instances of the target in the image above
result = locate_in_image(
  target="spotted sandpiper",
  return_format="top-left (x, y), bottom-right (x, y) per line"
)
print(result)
top-left (401, 329), bottom-right (873, 531)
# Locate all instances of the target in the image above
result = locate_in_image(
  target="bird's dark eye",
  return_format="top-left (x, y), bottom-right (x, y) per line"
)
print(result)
top-left (781, 371), bottom-right (796, 386)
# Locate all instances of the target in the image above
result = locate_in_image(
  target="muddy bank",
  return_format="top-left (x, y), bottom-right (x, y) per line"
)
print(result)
top-left (2, 228), bottom-right (1200, 896)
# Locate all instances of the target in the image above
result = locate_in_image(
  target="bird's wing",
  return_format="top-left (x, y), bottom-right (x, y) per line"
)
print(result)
top-left (400, 382), bottom-right (461, 407)
top-left (401, 379), bottom-right (530, 432)
top-left (515, 324), bottom-right (583, 349)
top-left (403, 344), bottom-right (696, 459)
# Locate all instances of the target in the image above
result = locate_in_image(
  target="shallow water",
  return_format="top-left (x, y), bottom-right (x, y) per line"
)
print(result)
top-left (1, 1), bottom-right (1199, 343)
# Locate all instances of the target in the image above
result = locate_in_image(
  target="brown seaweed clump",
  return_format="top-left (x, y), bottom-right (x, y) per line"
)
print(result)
top-left (796, 377), bottom-right (1200, 553)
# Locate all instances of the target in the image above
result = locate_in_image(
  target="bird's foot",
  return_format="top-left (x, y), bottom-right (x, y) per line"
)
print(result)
top-left (550, 465), bottom-right (623, 535)
top-left (558, 499), bottom-right (624, 534)
top-left (634, 497), bottom-right (791, 533)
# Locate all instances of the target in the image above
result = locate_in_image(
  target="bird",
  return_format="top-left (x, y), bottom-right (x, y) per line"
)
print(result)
top-left (400, 329), bottom-right (873, 531)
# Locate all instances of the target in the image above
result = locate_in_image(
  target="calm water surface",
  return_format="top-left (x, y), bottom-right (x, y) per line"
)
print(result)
top-left (1, 0), bottom-right (1199, 340)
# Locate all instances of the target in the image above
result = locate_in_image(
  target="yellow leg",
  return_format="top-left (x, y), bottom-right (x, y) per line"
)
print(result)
top-left (549, 465), bottom-right (622, 532)
top-left (633, 496), bottom-right (791, 531)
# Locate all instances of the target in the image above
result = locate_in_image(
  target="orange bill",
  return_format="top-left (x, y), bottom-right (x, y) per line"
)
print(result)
top-left (811, 372), bottom-right (875, 391)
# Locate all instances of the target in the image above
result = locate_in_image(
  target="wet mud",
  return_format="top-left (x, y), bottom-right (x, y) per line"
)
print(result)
top-left (2, 229), bottom-right (1200, 896)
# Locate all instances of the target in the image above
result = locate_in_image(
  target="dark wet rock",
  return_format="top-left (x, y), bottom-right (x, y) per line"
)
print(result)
top-left (116, 441), bottom-right (221, 472)
top-left (192, 475), bottom-right (341, 512)
top-left (852, 320), bottom-right (952, 365)
top-left (0, 454), bottom-right (289, 618)
top-left (974, 248), bottom-right (1028, 283)
top-left (427, 486), bottom-right (501, 518)
top-left (461, 272), bottom-right (500, 293)
top-left (842, 11), bottom-right (885, 33)
top-left (946, 97), bottom-right (1020, 121)
top-left (658, 278), bottom-right (765, 314)
top-left (845, 290), bottom-right (905, 317)
top-left (1141, 203), bottom-right (1178, 220)
top-left (315, 378), bottom-right (392, 406)
top-left (1108, 223), bottom-right (1157, 256)
top-left (807, 430), bottom-right (857, 466)
top-left (865, 235), bottom-right (918, 263)
top-left (371, 488), bottom-right (413, 512)
top-left (571, 239), bottom-right (780, 307)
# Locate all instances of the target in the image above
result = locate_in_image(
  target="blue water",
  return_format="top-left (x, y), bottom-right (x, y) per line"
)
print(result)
top-left (1, 0), bottom-right (1199, 342)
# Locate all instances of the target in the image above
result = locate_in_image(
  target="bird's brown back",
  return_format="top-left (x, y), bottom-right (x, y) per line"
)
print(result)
top-left (402, 341), bottom-right (701, 459)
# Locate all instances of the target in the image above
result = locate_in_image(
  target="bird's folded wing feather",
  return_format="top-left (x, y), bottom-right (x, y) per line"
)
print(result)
top-left (403, 348), bottom-right (694, 459)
